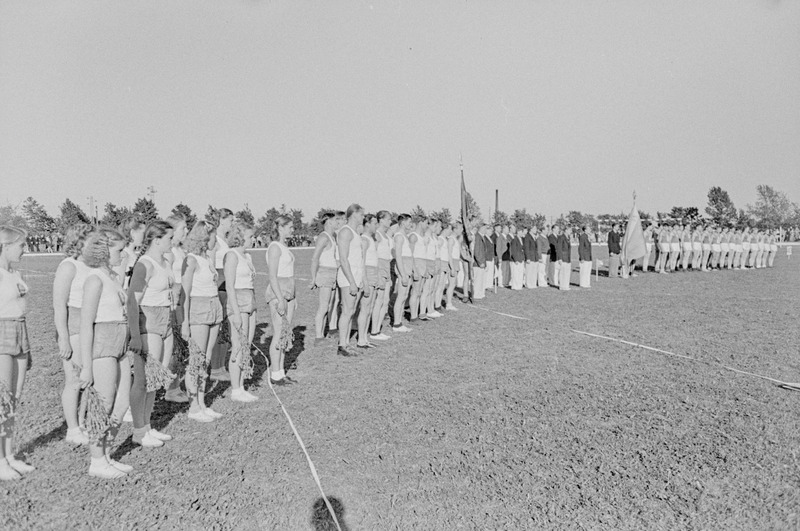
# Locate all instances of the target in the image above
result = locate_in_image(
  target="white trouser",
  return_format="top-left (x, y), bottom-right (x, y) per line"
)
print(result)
top-left (538, 255), bottom-right (548, 287)
top-left (524, 261), bottom-right (538, 288)
top-left (579, 261), bottom-right (592, 287)
top-left (510, 262), bottom-right (524, 290)
top-left (559, 261), bottom-right (570, 290)
top-left (473, 266), bottom-right (485, 299)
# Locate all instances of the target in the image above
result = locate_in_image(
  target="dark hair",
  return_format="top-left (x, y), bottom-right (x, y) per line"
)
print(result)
top-left (377, 210), bottom-right (392, 221)
top-left (396, 213), bottom-right (411, 224)
top-left (319, 212), bottom-right (335, 228)
top-left (82, 227), bottom-right (125, 269)
top-left (345, 204), bottom-right (363, 219)
top-left (363, 214), bottom-right (377, 225)
top-left (219, 208), bottom-right (234, 220)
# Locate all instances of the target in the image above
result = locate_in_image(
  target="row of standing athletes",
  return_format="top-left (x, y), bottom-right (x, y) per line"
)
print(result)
top-left (0, 209), bottom-right (303, 480)
top-left (0, 204), bottom-right (471, 481)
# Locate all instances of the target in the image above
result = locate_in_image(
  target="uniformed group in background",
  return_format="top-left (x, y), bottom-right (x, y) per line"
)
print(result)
top-left (0, 208), bottom-right (786, 482)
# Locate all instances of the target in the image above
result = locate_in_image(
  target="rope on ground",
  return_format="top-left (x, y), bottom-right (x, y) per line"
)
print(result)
top-left (571, 329), bottom-right (794, 389)
top-left (251, 343), bottom-right (343, 531)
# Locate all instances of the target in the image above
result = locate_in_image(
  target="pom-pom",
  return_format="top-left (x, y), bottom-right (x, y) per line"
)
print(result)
top-left (79, 386), bottom-right (112, 443)
top-left (141, 353), bottom-right (176, 392)
top-left (0, 380), bottom-right (15, 435)
top-left (278, 315), bottom-right (294, 354)
top-left (186, 339), bottom-right (208, 390)
top-left (233, 327), bottom-right (254, 380)
top-left (217, 320), bottom-right (231, 345)
top-left (171, 320), bottom-right (188, 379)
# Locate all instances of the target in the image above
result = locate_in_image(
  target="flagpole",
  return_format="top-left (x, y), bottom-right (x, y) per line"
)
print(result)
top-left (459, 155), bottom-right (474, 304)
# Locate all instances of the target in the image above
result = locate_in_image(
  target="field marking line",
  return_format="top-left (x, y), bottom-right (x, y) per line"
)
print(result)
top-left (466, 304), bottom-right (531, 321)
top-left (571, 329), bottom-right (790, 388)
top-left (250, 343), bottom-right (343, 531)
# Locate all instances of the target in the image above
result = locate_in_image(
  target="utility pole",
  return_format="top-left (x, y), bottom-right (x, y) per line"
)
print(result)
top-left (147, 186), bottom-right (157, 202)
top-left (87, 196), bottom-right (96, 225)
top-left (495, 189), bottom-right (499, 217)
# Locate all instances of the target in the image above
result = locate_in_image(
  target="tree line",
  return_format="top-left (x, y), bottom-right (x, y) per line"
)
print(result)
top-left (1, 185), bottom-right (798, 243)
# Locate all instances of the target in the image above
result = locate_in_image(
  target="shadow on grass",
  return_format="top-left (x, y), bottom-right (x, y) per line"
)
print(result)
top-left (18, 421), bottom-right (68, 456)
top-left (311, 496), bottom-right (350, 531)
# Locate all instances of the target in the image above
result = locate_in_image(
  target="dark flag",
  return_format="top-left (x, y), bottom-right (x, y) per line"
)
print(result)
top-left (460, 160), bottom-right (474, 303)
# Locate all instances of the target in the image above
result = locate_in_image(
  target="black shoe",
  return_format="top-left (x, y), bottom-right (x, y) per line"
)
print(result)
top-left (417, 316), bottom-right (430, 322)
top-left (337, 346), bottom-right (357, 357)
top-left (270, 378), bottom-right (290, 386)
top-left (356, 343), bottom-right (375, 349)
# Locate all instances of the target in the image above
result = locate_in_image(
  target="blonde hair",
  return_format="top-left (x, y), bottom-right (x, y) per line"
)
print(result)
top-left (184, 220), bottom-right (216, 255)
top-left (82, 227), bottom-right (126, 269)
top-left (226, 221), bottom-right (254, 248)
top-left (0, 226), bottom-right (27, 256)
top-left (62, 223), bottom-right (92, 258)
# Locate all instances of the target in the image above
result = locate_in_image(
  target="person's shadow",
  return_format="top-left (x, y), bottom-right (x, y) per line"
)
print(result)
top-left (311, 496), bottom-right (350, 531)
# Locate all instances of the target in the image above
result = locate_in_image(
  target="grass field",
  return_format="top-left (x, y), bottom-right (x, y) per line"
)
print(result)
top-left (2, 248), bottom-right (799, 530)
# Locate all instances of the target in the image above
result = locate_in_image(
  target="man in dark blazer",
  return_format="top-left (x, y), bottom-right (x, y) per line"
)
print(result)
top-left (500, 225), bottom-right (511, 287)
top-left (578, 225), bottom-right (593, 288)
top-left (484, 226), bottom-right (495, 293)
top-left (508, 225), bottom-right (525, 290)
top-left (523, 226), bottom-right (538, 289)
top-left (608, 223), bottom-right (621, 278)
top-left (548, 225), bottom-right (559, 286)
top-left (556, 226), bottom-right (572, 290)
top-left (472, 224), bottom-right (487, 300)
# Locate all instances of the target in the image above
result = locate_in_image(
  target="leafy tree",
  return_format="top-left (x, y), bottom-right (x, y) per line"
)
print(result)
top-left (637, 210), bottom-right (651, 221)
top-left (463, 191), bottom-right (482, 223)
top-left (669, 206), bottom-right (700, 223)
top-left (100, 203), bottom-right (132, 227)
top-left (205, 205), bottom-right (220, 225)
top-left (171, 203), bottom-right (196, 228)
top-left (132, 197), bottom-right (159, 223)
top-left (21, 197), bottom-right (56, 233)
top-left (736, 208), bottom-right (752, 228)
top-left (705, 186), bottom-right (737, 227)
top-left (747, 185), bottom-right (795, 229)
top-left (511, 208), bottom-right (535, 229)
top-left (429, 208), bottom-right (452, 225)
top-left (58, 198), bottom-right (90, 230)
top-left (530, 213), bottom-right (547, 230)
top-left (490, 209), bottom-right (508, 226)
top-left (0, 204), bottom-right (28, 229)
top-left (290, 208), bottom-right (307, 241)
top-left (256, 207), bottom-right (282, 241)
top-left (565, 211), bottom-right (585, 230)
top-left (410, 205), bottom-right (427, 222)
top-left (236, 205), bottom-right (255, 226)
top-left (309, 207), bottom-right (337, 235)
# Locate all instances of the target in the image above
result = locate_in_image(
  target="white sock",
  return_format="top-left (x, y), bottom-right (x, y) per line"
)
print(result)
top-left (91, 456), bottom-right (107, 467)
top-left (144, 424), bottom-right (151, 432)
top-left (67, 427), bottom-right (82, 436)
top-left (272, 369), bottom-right (285, 380)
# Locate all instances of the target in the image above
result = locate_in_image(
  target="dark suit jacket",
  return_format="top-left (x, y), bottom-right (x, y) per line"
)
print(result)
top-left (509, 235), bottom-right (525, 262)
top-left (556, 234), bottom-right (571, 262)
top-left (578, 232), bottom-right (592, 261)
top-left (483, 235), bottom-right (494, 261)
top-left (548, 234), bottom-right (558, 261)
top-left (500, 234), bottom-right (511, 261)
top-left (523, 233), bottom-right (537, 261)
top-left (473, 233), bottom-right (486, 267)
top-left (608, 231), bottom-right (621, 255)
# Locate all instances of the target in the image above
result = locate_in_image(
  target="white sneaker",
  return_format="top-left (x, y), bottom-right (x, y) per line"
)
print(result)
top-left (65, 428), bottom-right (89, 446)
top-left (370, 333), bottom-right (391, 341)
top-left (231, 388), bottom-right (257, 403)
top-left (446, 306), bottom-right (459, 312)
top-left (203, 407), bottom-right (223, 419)
top-left (107, 457), bottom-right (133, 474)
top-left (6, 457), bottom-right (35, 475)
top-left (149, 429), bottom-right (172, 442)
top-left (89, 460), bottom-right (127, 479)
top-left (392, 325), bottom-right (411, 333)
top-left (122, 409), bottom-right (133, 423)
top-left (244, 390), bottom-right (259, 401)
top-left (428, 311), bottom-right (443, 318)
top-left (133, 431), bottom-right (164, 448)
top-left (188, 410), bottom-right (214, 423)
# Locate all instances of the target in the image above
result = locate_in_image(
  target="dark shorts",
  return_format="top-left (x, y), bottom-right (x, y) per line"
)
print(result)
top-left (266, 277), bottom-right (296, 303)
top-left (92, 321), bottom-right (128, 360)
top-left (227, 289), bottom-right (255, 315)
top-left (315, 266), bottom-right (337, 289)
top-left (68, 306), bottom-right (81, 336)
top-left (0, 318), bottom-right (29, 357)
top-left (139, 306), bottom-right (174, 339)
top-left (189, 296), bottom-right (224, 326)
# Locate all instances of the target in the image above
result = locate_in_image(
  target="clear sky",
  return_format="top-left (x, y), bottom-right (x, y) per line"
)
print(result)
top-left (1, 1), bottom-right (798, 222)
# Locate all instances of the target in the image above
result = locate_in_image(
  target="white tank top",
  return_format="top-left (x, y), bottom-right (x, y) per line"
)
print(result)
top-left (63, 257), bottom-right (91, 308)
top-left (188, 253), bottom-right (218, 297)
top-left (425, 234), bottom-right (437, 260)
top-left (0, 268), bottom-right (27, 318)
top-left (438, 236), bottom-right (449, 261)
top-left (268, 241), bottom-right (295, 278)
top-left (397, 232), bottom-right (412, 258)
top-left (214, 235), bottom-right (230, 270)
top-left (170, 246), bottom-right (186, 284)
top-left (226, 249), bottom-right (255, 290)
top-left (376, 231), bottom-right (393, 261)
top-left (318, 232), bottom-right (338, 268)
top-left (89, 269), bottom-right (126, 322)
top-left (139, 255), bottom-right (174, 307)
top-left (363, 235), bottom-right (378, 267)
top-left (411, 232), bottom-right (426, 260)
top-left (448, 236), bottom-right (459, 261)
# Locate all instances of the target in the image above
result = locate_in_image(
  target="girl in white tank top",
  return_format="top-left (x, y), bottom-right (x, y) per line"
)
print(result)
top-left (266, 216), bottom-right (297, 383)
top-left (311, 214), bottom-right (340, 342)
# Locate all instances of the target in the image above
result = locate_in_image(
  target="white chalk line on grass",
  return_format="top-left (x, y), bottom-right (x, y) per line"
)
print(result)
top-left (250, 343), bottom-right (343, 531)
top-left (466, 304), bottom-right (531, 321)
top-left (571, 329), bottom-right (796, 389)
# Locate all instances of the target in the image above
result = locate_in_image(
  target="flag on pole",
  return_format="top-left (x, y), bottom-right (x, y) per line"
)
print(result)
top-left (460, 159), bottom-right (474, 303)
top-left (621, 204), bottom-right (646, 264)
